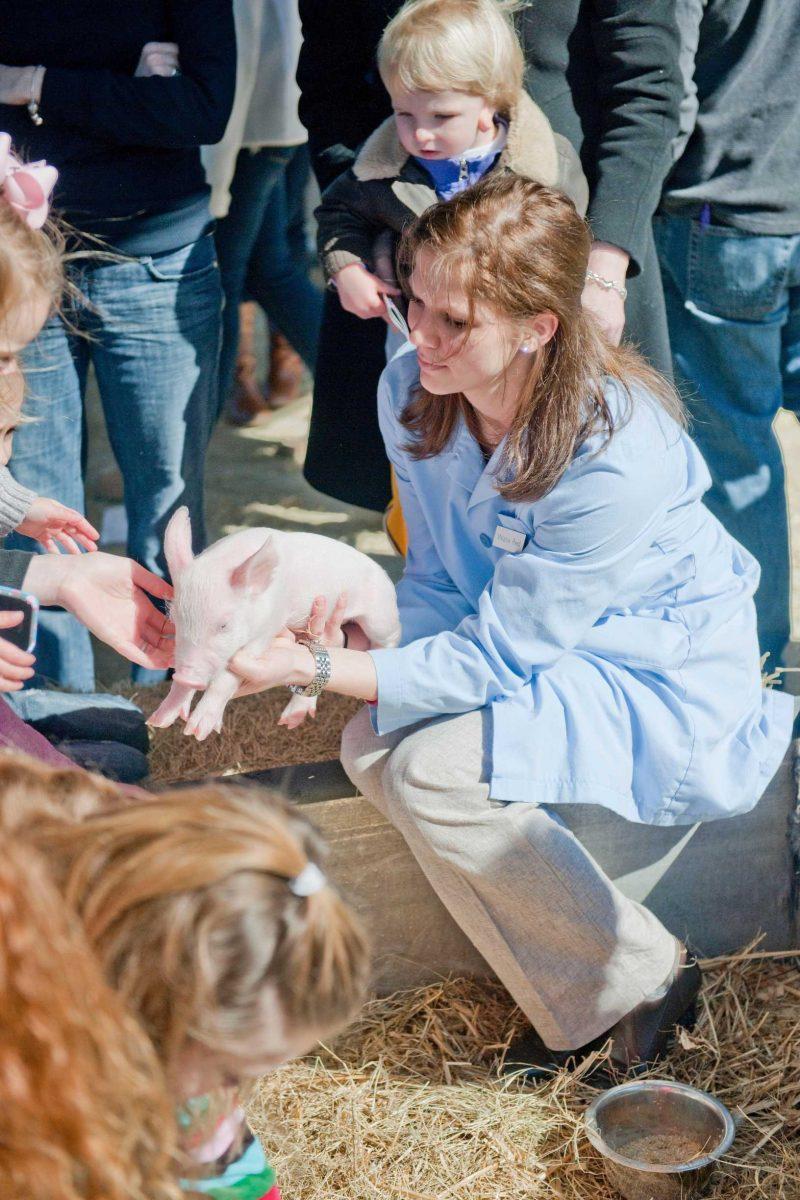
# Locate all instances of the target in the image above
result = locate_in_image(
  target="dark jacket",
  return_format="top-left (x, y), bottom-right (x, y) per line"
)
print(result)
top-left (316, 93), bottom-right (588, 282)
top-left (0, 0), bottom-right (236, 230)
top-left (298, 0), bottom-right (681, 511)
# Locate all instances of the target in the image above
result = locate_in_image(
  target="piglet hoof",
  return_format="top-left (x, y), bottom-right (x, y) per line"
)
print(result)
top-left (278, 695), bottom-right (318, 729)
top-left (147, 683), bottom-right (197, 729)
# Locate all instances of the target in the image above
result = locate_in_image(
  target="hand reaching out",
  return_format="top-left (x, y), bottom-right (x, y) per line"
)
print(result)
top-left (24, 552), bottom-right (175, 670)
top-left (334, 264), bottom-right (400, 321)
top-left (16, 497), bottom-right (99, 555)
top-left (0, 612), bottom-right (35, 692)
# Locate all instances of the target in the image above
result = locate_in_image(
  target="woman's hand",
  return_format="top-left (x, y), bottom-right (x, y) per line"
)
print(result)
top-left (23, 551), bottom-right (174, 670)
top-left (0, 613), bottom-right (35, 692)
top-left (17, 498), bottom-right (99, 555)
top-left (582, 242), bottom-right (630, 345)
top-left (334, 264), bottom-right (400, 321)
top-left (229, 594), bottom-right (375, 700)
top-left (135, 42), bottom-right (181, 77)
top-left (0, 65), bottom-right (42, 106)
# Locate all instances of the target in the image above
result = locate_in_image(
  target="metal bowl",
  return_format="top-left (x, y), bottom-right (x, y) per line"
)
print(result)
top-left (584, 1080), bottom-right (735, 1200)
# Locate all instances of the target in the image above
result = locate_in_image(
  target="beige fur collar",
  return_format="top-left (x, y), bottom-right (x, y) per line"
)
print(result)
top-left (352, 91), bottom-right (560, 187)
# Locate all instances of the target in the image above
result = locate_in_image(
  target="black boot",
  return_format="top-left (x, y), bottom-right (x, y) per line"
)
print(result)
top-left (505, 943), bottom-right (701, 1086)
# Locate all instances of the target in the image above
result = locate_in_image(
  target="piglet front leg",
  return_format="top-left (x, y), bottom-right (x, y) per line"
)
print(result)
top-left (183, 668), bottom-right (240, 742)
top-left (147, 681), bottom-right (197, 729)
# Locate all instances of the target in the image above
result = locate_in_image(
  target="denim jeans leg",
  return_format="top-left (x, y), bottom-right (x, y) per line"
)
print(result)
top-left (6, 314), bottom-right (96, 691)
top-left (87, 235), bottom-right (222, 684)
top-left (655, 213), bottom-right (794, 665)
top-left (215, 147), bottom-right (291, 415)
top-left (284, 142), bottom-right (313, 268)
top-left (245, 145), bottom-right (323, 370)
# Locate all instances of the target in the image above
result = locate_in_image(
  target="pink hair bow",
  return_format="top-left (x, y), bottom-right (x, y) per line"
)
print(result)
top-left (0, 132), bottom-right (58, 230)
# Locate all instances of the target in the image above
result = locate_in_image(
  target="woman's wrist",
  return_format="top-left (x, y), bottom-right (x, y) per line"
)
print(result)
top-left (288, 642), bottom-right (317, 688)
top-left (22, 553), bottom-right (72, 608)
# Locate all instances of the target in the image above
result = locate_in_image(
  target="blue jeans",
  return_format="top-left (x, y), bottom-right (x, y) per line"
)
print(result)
top-left (215, 144), bottom-right (323, 414)
top-left (654, 212), bottom-right (800, 667)
top-left (8, 233), bottom-right (222, 688)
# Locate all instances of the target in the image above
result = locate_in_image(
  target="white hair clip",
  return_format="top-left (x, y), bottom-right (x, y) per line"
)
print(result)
top-left (289, 862), bottom-right (327, 897)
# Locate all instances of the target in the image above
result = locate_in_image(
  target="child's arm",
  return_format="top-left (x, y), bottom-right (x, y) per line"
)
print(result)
top-left (15, 495), bottom-right (99, 555)
top-left (0, 467), bottom-right (37, 541)
top-left (315, 171), bottom-right (400, 319)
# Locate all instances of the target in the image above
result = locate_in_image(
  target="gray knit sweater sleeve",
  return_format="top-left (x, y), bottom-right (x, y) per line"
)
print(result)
top-left (0, 466), bottom-right (36, 538)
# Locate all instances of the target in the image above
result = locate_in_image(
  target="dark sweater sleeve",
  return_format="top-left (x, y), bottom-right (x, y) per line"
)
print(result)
top-left (297, 0), bottom-right (393, 191)
top-left (0, 550), bottom-right (34, 590)
top-left (586, 0), bottom-right (682, 273)
top-left (38, 0), bottom-right (235, 148)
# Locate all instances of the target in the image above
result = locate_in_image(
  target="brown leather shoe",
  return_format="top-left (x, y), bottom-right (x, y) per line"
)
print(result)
top-left (266, 330), bottom-right (305, 409)
top-left (505, 942), bottom-right (702, 1086)
top-left (226, 302), bottom-right (272, 426)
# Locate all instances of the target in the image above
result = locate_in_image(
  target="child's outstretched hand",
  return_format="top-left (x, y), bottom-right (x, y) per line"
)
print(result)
top-left (334, 263), bottom-right (400, 320)
top-left (17, 498), bottom-right (100, 555)
top-left (0, 614), bottom-right (35, 691)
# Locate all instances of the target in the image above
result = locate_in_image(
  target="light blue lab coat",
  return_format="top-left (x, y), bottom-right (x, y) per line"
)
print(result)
top-left (368, 347), bottom-right (793, 825)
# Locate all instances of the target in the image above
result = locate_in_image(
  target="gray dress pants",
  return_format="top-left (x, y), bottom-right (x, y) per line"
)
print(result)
top-left (341, 705), bottom-right (677, 1050)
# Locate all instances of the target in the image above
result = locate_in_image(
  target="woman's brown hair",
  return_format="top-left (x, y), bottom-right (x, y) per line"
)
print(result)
top-left (397, 173), bottom-right (685, 503)
top-left (0, 753), bottom-right (370, 1198)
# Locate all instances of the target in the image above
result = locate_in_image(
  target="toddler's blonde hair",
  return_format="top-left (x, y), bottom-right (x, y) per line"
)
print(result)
top-left (378, 0), bottom-right (524, 117)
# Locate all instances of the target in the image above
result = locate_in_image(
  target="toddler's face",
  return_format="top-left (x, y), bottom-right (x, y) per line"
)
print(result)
top-left (390, 87), bottom-right (495, 160)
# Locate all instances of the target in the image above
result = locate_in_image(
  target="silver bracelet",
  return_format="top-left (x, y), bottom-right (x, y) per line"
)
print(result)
top-left (27, 65), bottom-right (44, 126)
top-left (288, 638), bottom-right (332, 698)
top-left (585, 270), bottom-right (627, 301)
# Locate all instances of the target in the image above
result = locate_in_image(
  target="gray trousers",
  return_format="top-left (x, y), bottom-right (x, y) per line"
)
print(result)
top-left (341, 706), bottom-right (677, 1050)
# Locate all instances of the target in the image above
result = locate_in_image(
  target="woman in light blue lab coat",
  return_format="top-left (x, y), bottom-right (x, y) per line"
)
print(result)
top-left (230, 175), bottom-right (793, 1079)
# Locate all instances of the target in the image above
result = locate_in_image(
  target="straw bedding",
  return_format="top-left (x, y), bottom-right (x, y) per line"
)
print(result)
top-left (246, 950), bottom-right (800, 1200)
top-left (124, 683), bottom-right (359, 785)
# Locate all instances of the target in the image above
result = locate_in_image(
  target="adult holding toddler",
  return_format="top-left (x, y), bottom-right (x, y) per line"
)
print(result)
top-left (0, 0), bottom-right (235, 690)
top-left (230, 175), bottom-right (793, 1078)
top-left (303, 0), bottom-right (587, 511)
top-left (317, 0), bottom-right (587, 324)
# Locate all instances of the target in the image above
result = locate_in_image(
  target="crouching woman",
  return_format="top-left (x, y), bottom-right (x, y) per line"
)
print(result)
top-left (230, 175), bottom-right (793, 1077)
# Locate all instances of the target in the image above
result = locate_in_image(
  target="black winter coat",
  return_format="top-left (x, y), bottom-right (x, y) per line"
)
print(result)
top-left (297, 0), bottom-right (682, 512)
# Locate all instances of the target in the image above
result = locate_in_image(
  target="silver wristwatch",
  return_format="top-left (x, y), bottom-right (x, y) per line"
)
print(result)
top-left (288, 638), bottom-right (332, 698)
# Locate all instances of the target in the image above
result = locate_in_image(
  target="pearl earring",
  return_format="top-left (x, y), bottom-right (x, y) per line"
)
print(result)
top-left (520, 341), bottom-right (536, 355)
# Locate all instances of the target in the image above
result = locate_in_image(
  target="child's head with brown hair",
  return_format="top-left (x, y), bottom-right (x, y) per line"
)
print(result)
top-left (396, 173), bottom-right (685, 502)
top-left (0, 752), bottom-right (370, 1195)
top-left (378, 0), bottom-right (524, 161)
top-left (0, 828), bottom-right (180, 1200)
top-left (4, 755), bottom-right (370, 1093)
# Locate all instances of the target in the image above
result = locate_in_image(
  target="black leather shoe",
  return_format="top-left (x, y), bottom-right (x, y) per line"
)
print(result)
top-left (504, 944), bottom-right (702, 1086)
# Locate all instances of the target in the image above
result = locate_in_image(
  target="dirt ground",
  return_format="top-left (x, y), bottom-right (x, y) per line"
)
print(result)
top-left (83, 329), bottom-right (800, 685)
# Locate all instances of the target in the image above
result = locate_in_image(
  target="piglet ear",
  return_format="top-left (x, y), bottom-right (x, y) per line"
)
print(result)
top-left (164, 507), bottom-right (194, 580)
top-left (230, 535), bottom-right (277, 593)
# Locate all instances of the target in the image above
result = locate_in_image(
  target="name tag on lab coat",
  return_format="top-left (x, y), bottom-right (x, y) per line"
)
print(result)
top-left (492, 523), bottom-right (527, 553)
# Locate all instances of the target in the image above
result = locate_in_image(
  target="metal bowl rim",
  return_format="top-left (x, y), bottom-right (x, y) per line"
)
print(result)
top-left (584, 1079), bottom-right (736, 1174)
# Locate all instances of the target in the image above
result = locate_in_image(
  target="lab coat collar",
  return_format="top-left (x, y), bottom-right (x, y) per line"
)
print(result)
top-left (445, 417), bottom-right (507, 510)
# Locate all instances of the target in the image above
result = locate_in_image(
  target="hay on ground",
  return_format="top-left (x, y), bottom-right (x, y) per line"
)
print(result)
top-left (121, 683), bottom-right (359, 785)
top-left (247, 951), bottom-right (800, 1200)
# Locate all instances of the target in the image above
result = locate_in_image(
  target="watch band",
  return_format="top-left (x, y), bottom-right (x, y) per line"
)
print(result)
top-left (288, 638), bottom-right (332, 698)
